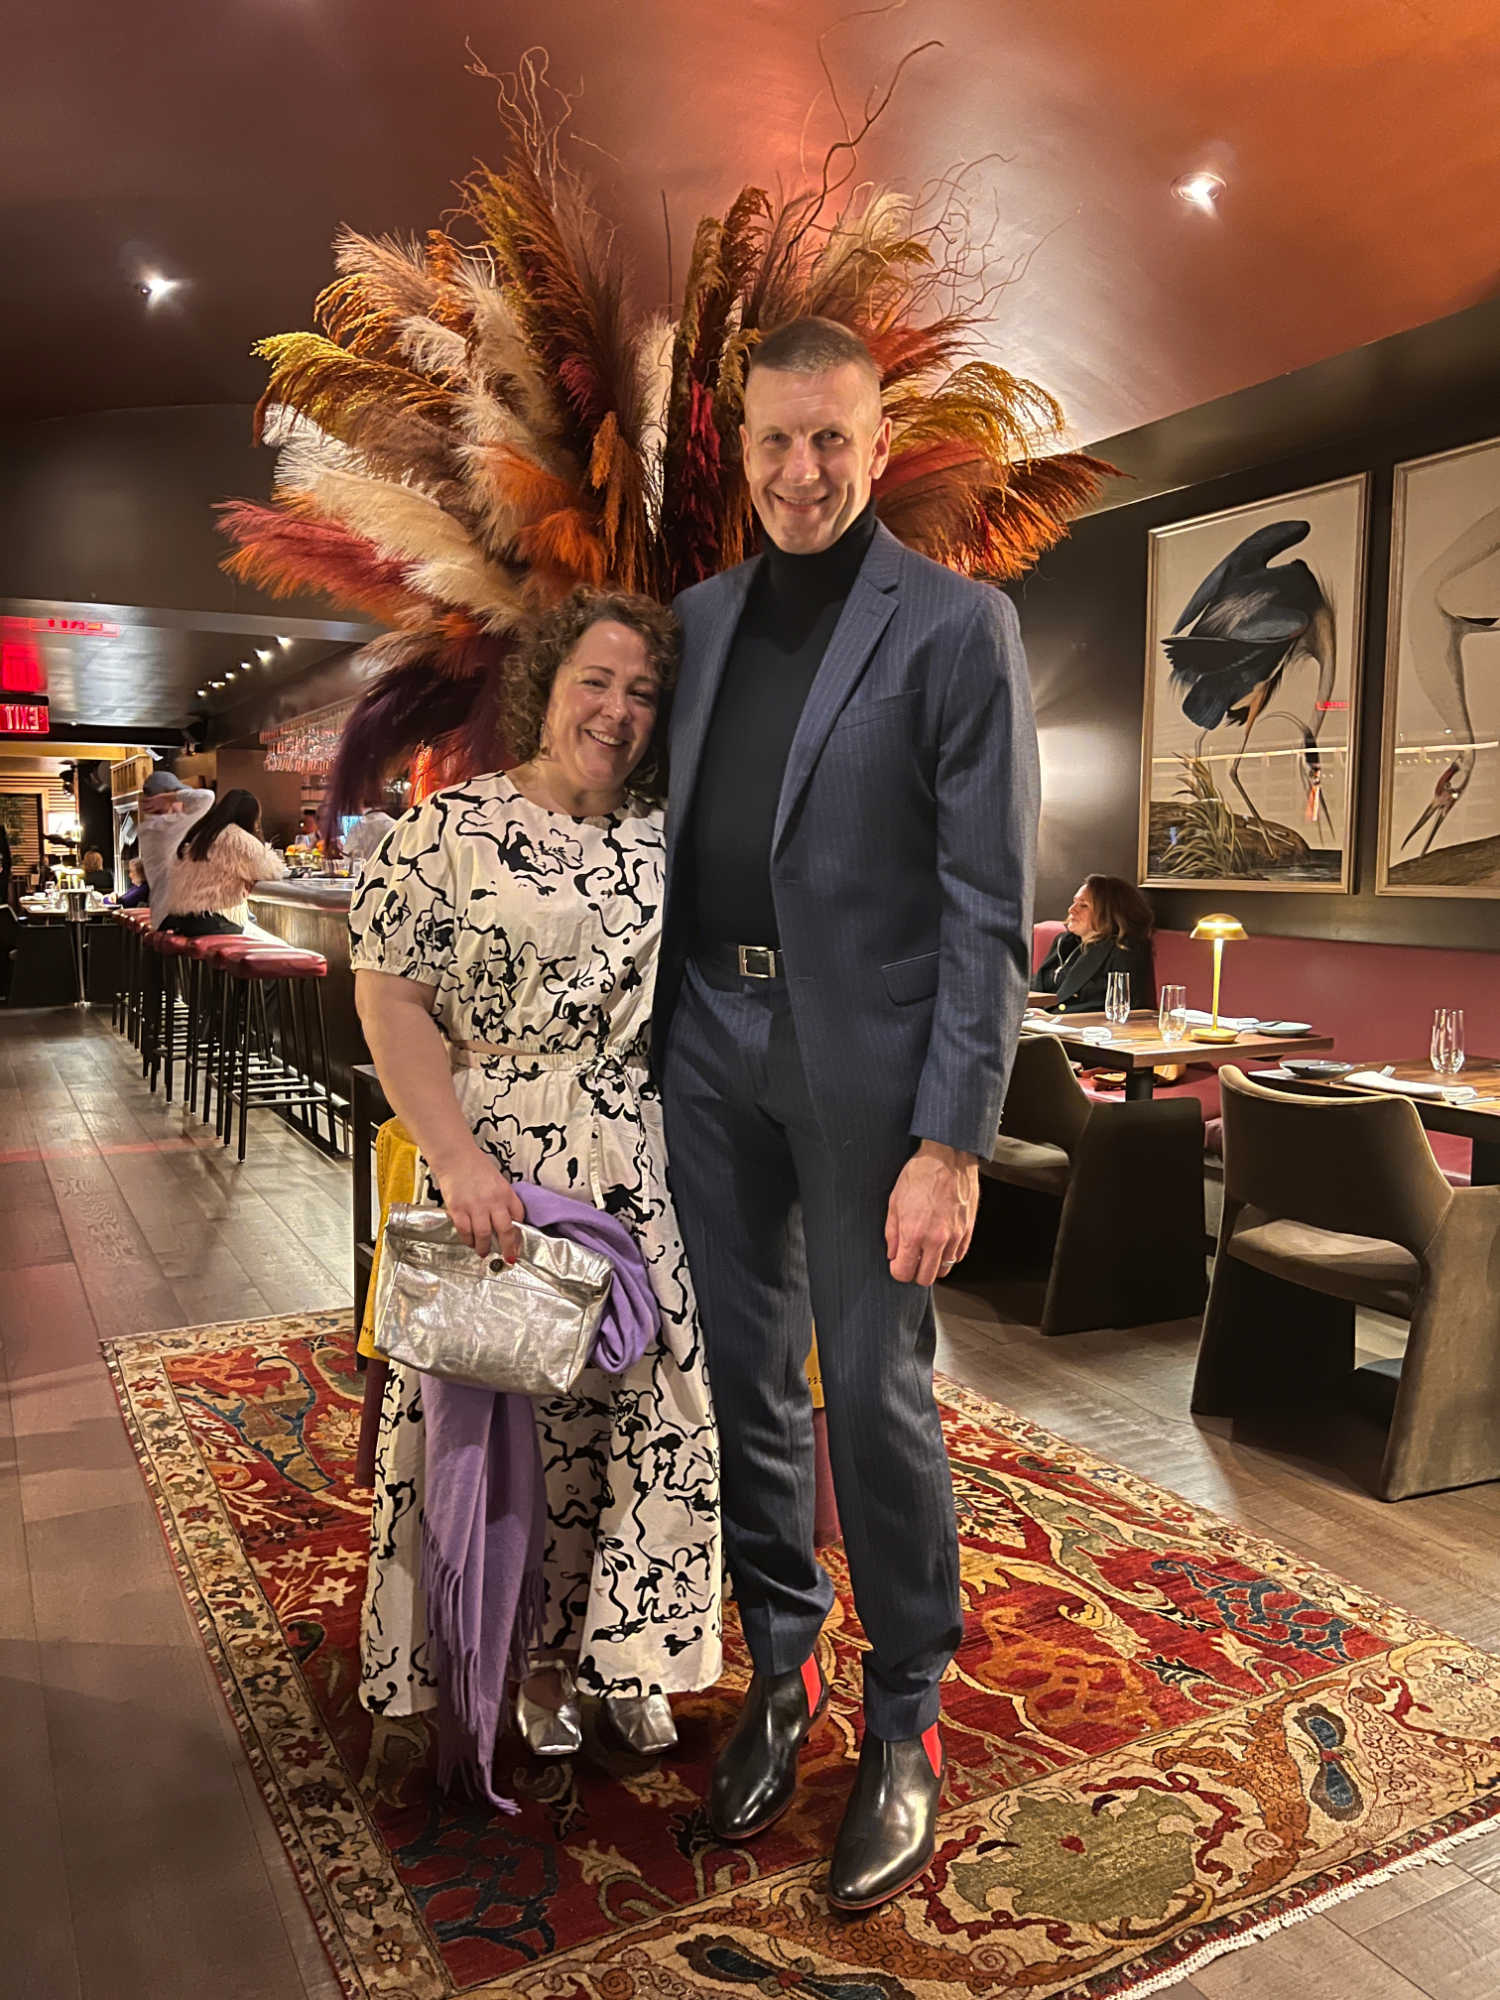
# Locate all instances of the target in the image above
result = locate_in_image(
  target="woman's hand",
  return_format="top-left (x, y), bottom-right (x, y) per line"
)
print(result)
top-left (432, 1146), bottom-right (527, 1260)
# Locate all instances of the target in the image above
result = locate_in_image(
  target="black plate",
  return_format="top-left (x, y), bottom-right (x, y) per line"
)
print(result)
top-left (1282, 1058), bottom-right (1355, 1079)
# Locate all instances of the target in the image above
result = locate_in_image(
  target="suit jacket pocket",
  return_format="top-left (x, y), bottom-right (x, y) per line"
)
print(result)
top-left (881, 950), bottom-right (940, 1005)
top-left (831, 688), bottom-right (920, 733)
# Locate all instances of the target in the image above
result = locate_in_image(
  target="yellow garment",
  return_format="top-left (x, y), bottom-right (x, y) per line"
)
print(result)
top-left (806, 1331), bottom-right (824, 1410)
top-left (358, 1117), bottom-right (422, 1361)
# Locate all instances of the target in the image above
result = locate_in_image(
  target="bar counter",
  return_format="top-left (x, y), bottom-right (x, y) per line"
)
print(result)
top-left (247, 878), bottom-right (366, 1095)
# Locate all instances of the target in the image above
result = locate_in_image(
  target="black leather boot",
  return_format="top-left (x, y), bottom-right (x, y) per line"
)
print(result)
top-left (827, 1724), bottom-right (944, 1911)
top-left (708, 1655), bottom-right (828, 1841)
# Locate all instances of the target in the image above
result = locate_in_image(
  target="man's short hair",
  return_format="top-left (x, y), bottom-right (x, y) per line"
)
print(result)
top-left (746, 317), bottom-right (882, 404)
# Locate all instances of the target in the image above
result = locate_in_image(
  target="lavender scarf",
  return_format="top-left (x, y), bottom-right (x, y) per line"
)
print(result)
top-left (418, 1181), bottom-right (660, 1808)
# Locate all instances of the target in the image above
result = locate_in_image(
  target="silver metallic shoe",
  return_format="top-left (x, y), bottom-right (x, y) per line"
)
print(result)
top-left (603, 1692), bottom-right (678, 1756)
top-left (516, 1664), bottom-right (583, 1757)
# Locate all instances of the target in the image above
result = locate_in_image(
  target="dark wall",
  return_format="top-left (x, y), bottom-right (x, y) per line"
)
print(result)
top-left (1014, 382), bottom-right (1500, 953)
top-left (0, 404), bottom-right (325, 618)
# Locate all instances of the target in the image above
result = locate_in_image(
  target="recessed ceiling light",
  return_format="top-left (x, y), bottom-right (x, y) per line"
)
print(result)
top-left (140, 273), bottom-right (183, 304)
top-left (277, 636), bottom-right (293, 649)
top-left (196, 687), bottom-right (208, 698)
top-left (256, 649), bottom-right (273, 664)
top-left (1173, 170), bottom-right (1226, 212)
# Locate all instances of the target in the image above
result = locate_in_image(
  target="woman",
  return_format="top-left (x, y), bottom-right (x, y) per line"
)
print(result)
top-left (81, 848), bottom-right (113, 892)
top-left (1031, 874), bottom-right (1156, 1014)
top-left (351, 586), bottom-right (720, 1777)
top-left (156, 788), bottom-right (285, 936)
top-left (115, 856), bottom-right (149, 908)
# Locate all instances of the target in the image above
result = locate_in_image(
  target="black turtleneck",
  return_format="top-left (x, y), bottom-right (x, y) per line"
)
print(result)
top-left (688, 498), bottom-right (878, 948)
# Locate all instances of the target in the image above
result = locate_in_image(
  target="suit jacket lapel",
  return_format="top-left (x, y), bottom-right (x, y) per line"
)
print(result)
top-left (1055, 938), bottom-right (1111, 1004)
top-left (665, 557), bottom-right (761, 882)
top-left (771, 525), bottom-right (901, 856)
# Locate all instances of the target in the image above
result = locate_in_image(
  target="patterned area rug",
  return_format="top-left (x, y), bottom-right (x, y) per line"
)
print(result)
top-left (107, 1311), bottom-right (1500, 1999)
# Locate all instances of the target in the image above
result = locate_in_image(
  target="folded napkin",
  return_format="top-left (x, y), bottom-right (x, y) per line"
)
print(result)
top-left (1024, 1017), bottom-right (1115, 1043)
top-left (1184, 1009), bottom-right (1262, 1030)
top-left (1343, 1070), bottom-right (1476, 1101)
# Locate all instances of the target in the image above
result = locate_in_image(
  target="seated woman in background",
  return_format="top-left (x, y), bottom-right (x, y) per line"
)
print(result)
top-left (1031, 874), bottom-right (1156, 1013)
top-left (115, 856), bottom-right (149, 907)
top-left (81, 848), bottom-right (114, 892)
top-left (156, 788), bottom-right (285, 936)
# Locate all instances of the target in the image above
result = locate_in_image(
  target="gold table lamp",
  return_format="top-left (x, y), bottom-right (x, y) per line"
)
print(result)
top-left (1188, 913), bottom-right (1247, 1042)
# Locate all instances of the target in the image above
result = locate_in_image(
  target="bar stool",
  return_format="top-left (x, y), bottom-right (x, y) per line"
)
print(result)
top-left (144, 931), bottom-right (196, 1100)
top-left (183, 934), bottom-right (285, 1120)
top-left (113, 910), bottom-right (148, 1039)
top-left (122, 912), bottom-right (153, 1052)
top-left (195, 935), bottom-right (306, 1130)
top-left (220, 950), bottom-right (339, 1161)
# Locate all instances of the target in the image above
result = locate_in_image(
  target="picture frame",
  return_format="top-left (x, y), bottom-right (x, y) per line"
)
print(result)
top-left (1377, 433), bottom-right (1500, 897)
top-left (1138, 474), bottom-right (1370, 892)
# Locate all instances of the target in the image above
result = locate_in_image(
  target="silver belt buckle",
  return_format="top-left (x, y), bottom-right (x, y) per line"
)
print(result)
top-left (737, 944), bottom-right (779, 979)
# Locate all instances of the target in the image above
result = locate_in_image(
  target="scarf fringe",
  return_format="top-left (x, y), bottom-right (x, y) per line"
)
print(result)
top-left (424, 1522), bottom-right (546, 1813)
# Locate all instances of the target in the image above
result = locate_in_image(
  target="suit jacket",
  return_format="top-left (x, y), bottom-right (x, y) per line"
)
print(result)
top-left (1033, 931), bottom-right (1156, 1013)
top-left (656, 522), bottom-right (1039, 1159)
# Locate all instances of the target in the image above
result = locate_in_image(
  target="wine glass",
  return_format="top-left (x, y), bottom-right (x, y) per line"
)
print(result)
top-left (1104, 971), bottom-right (1131, 1027)
top-left (1158, 984), bottom-right (1188, 1045)
top-left (1431, 1008), bottom-right (1466, 1078)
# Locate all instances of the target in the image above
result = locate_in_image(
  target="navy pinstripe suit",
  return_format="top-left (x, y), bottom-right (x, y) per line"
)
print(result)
top-left (656, 522), bottom-right (1039, 1737)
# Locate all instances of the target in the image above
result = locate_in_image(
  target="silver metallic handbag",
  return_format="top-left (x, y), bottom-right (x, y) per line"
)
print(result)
top-left (373, 1203), bottom-right (612, 1396)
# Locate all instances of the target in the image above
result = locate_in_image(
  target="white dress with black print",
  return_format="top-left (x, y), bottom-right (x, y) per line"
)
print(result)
top-left (349, 773), bottom-right (722, 1714)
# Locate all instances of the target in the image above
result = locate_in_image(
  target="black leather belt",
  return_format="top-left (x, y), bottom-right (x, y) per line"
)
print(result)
top-left (693, 940), bottom-right (784, 980)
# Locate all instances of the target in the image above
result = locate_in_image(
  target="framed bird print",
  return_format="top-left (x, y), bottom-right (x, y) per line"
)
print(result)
top-left (1378, 434), bottom-right (1500, 897)
top-left (1139, 474), bottom-right (1369, 892)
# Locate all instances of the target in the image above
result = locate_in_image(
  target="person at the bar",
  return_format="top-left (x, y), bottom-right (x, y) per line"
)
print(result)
top-left (1030, 874), bottom-right (1156, 1013)
top-left (136, 769), bottom-right (215, 926)
top-left (156, 788), bottom-right (285, 936)
top-left (349, 586), bottom-right (720, 1790)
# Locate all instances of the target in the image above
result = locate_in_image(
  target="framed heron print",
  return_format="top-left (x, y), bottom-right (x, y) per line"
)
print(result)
top-left (1139, 474), bottom-right (1369, 892)
top-left (1378, 434), bottom-right (1500, 897)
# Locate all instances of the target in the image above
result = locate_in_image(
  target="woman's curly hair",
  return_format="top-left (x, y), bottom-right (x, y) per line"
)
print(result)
top-left (502, 588), bottom-right (681, 805)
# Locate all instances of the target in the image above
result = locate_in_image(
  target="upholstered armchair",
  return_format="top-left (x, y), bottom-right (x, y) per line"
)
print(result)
top-left (981, 1033), bottom-right (1207, 1336)
top-left (1191, 1065), bottom-right (1500, 1500)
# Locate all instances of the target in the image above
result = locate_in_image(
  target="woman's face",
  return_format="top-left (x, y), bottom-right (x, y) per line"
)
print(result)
top-left (1066, 884), bottom-right (1098, 937)
top-left (542, 620), bottom-right (661, 795)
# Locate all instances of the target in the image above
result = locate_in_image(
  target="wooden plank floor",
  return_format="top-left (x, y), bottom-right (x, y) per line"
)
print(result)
top-left (3, 1006), bottom-right (1498, 2000)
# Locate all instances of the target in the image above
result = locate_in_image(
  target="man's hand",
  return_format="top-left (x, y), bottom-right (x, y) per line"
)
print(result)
top-left (884, 1140), bottom-right (979, 1287)
top-left (431, 1146), bottom-right (527, 1260)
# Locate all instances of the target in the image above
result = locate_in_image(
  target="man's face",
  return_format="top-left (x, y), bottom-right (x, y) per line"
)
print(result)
top-left (140, 793), bottom-right (183, 816)
top-left (740, 361), bottom-right (891, 556)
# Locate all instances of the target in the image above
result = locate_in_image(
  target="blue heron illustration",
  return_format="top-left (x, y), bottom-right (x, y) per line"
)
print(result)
top-left (1163, 520), bottom-right (1336, 845)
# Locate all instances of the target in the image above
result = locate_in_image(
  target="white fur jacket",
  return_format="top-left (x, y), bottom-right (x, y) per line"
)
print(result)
top-left (158, 822), bottom-right (286, 925)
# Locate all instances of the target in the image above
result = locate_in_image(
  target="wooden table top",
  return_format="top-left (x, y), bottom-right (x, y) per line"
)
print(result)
top-left (1264, 1055), bottom-right (1500, 1138)
top-left (1022, 1012), bottom-right (1336, 1071)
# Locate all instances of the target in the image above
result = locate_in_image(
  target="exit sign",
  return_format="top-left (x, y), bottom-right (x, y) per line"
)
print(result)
top-left (0, 699), bottom-right (49, 735)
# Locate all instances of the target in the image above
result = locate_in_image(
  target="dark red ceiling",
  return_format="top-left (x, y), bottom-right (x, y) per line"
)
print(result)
top-left (7, 0), bottom-right (1500, 447)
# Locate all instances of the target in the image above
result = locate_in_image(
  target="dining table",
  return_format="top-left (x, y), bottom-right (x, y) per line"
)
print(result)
top-left (1021, 1011), bottom-right (1336, 1101)
top-left (1253, 1055), bottom-right (1500, 1186)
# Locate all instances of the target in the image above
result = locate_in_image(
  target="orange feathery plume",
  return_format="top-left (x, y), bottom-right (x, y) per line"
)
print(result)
top-left (216, 497), bottom-right (427, 625)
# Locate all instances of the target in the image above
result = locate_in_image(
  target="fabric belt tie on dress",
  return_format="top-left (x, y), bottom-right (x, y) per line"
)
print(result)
top-left (447, 1039), bottom-right (648, 1208)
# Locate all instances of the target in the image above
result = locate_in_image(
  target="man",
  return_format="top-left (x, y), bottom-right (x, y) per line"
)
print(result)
top-left (341, 802), bottom-right (399, 869)
top-left (136, 770), bottom-right (215, 928)
top-left (657, 317), bottom-right (1038, 1909)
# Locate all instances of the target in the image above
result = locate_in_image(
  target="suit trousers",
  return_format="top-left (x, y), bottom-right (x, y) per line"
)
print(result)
top-left (660, 958), bottom-right (963, 1739)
